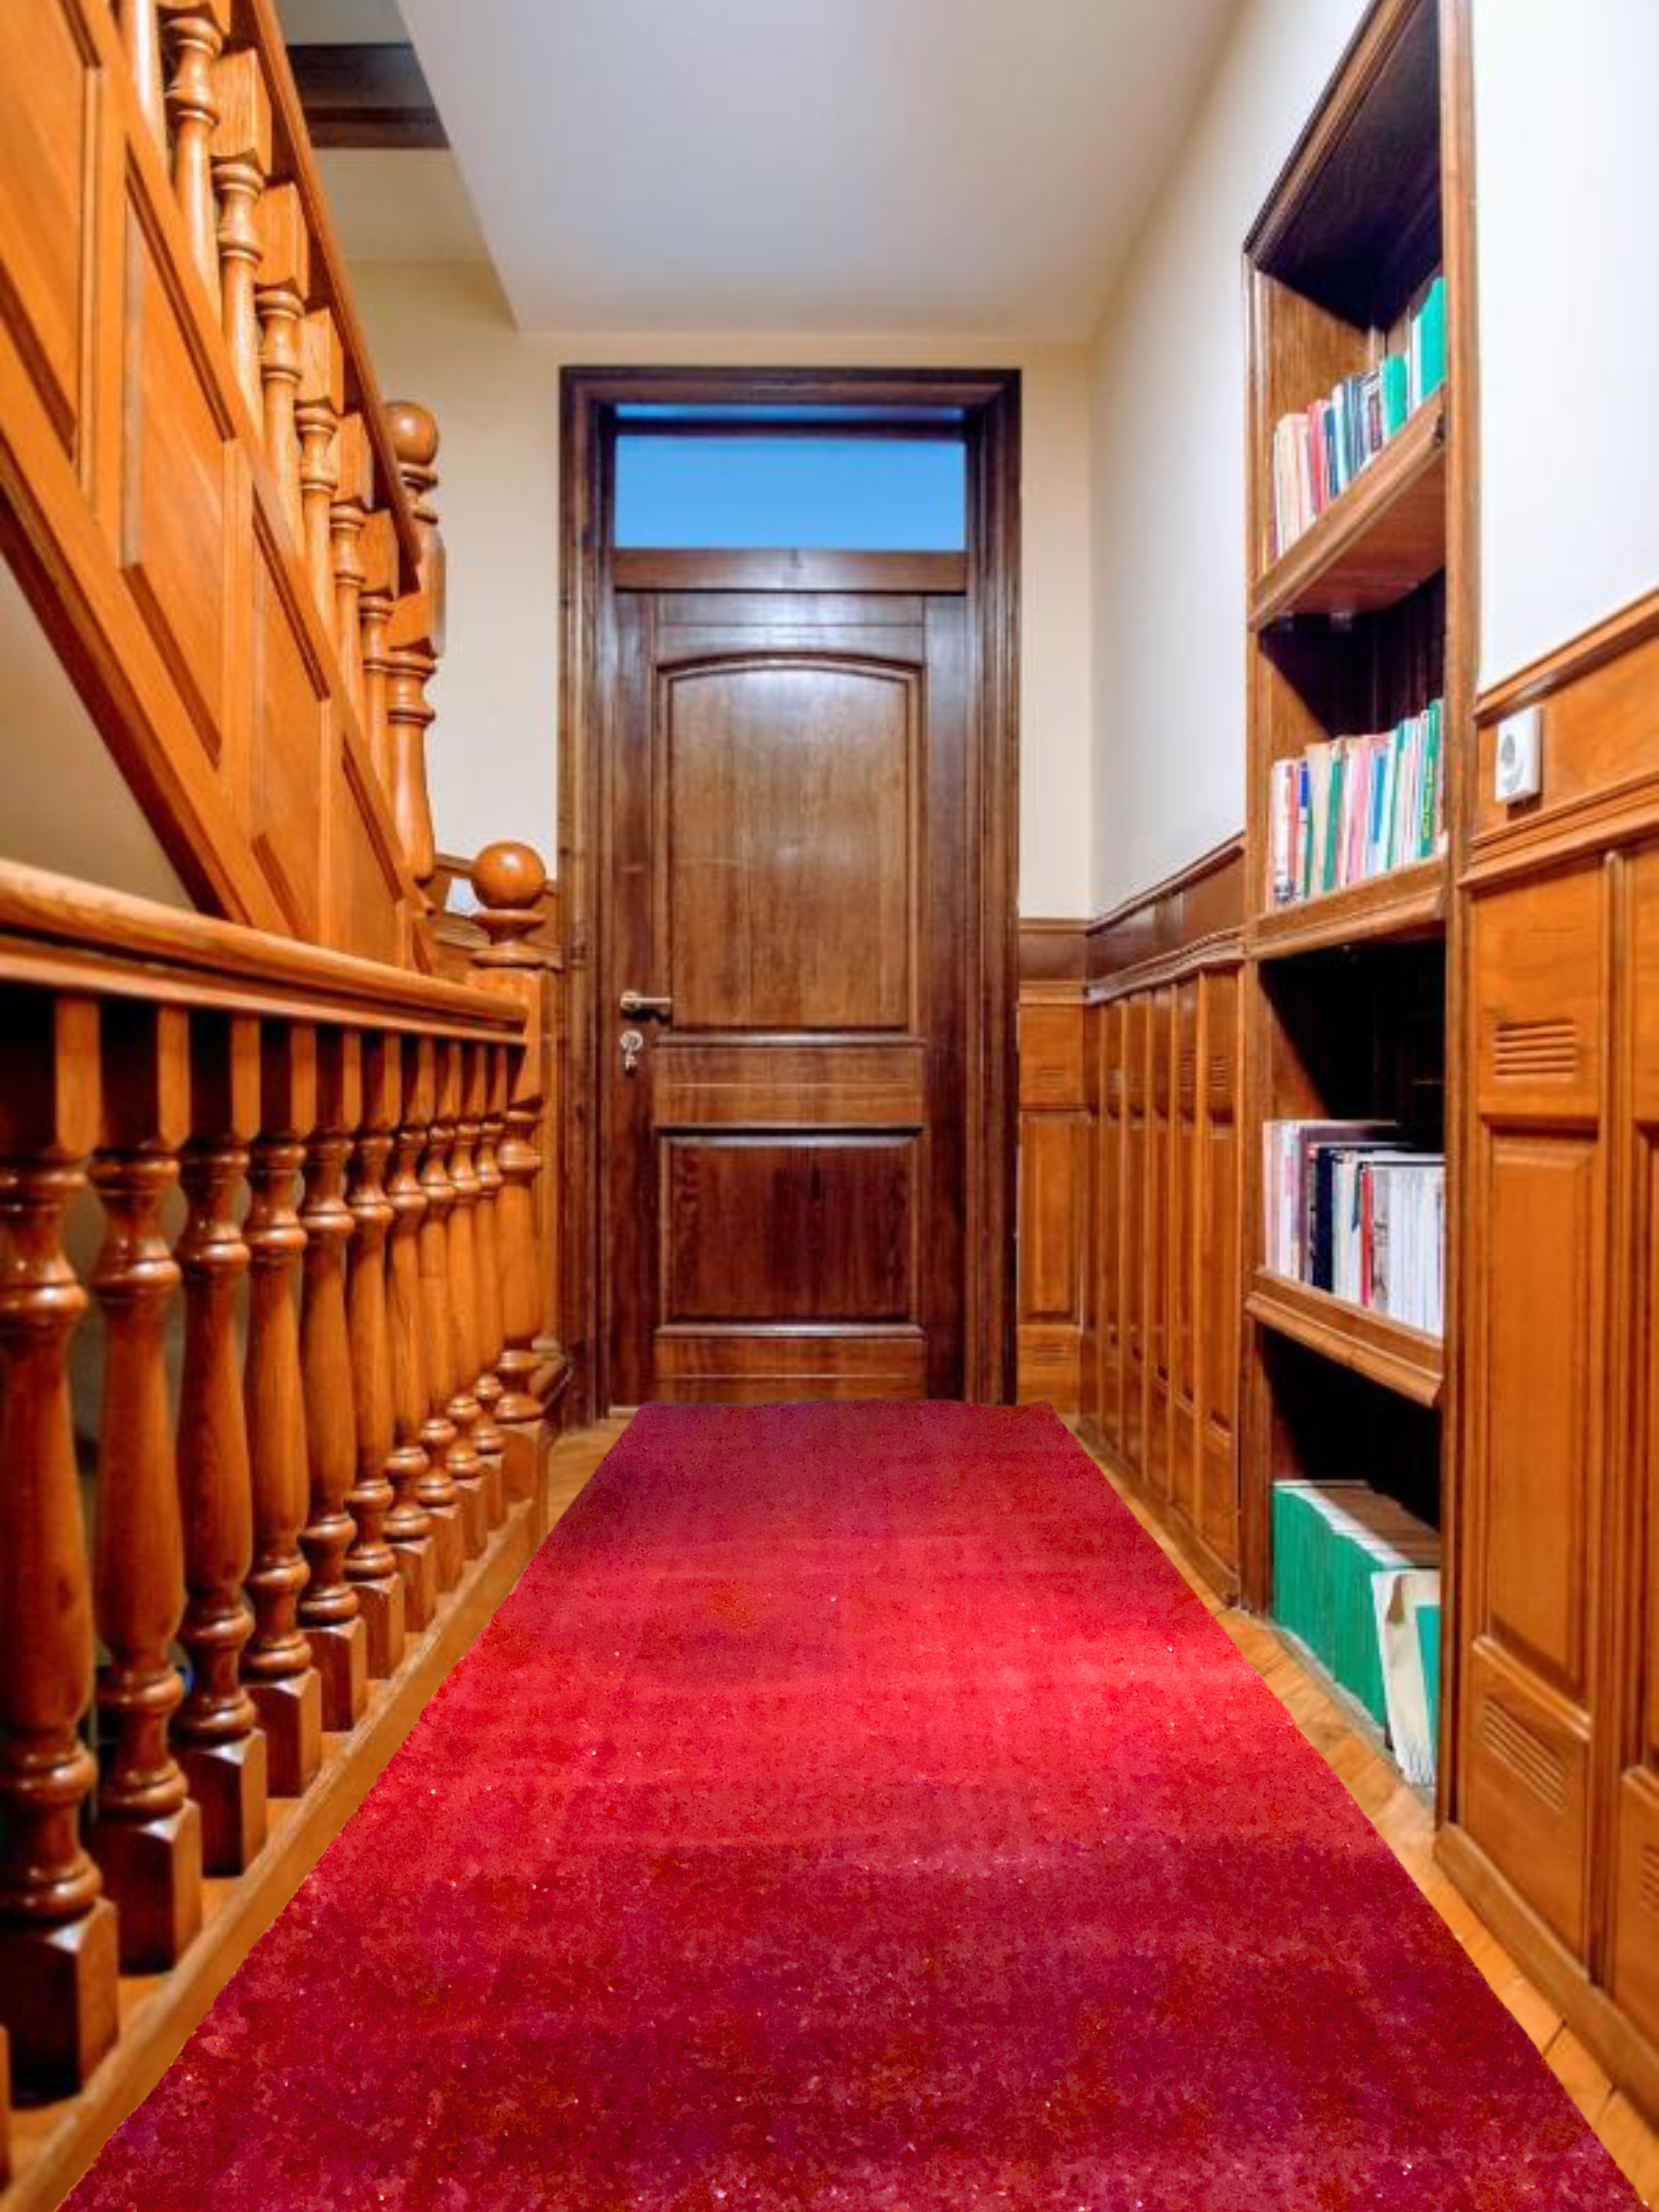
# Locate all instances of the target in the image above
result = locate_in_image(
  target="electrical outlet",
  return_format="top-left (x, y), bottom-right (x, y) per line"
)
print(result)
top-left (1494, 705), bottom-right (1542, 805)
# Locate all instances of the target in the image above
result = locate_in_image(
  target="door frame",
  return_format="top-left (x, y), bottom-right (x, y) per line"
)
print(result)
top-left (558, 363), bottom-right (1021, 1416)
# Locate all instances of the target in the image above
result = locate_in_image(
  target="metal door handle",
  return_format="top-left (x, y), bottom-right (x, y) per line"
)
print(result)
top-left (619, 989), bottom-right (674, 1021)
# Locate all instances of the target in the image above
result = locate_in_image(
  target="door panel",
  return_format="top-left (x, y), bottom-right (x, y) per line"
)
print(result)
top-left (1462, 865), bottom-right (1606, 1959)
top-left (661, 660), bottom-right (916, 1032)
top-left (607, 588), bottom-right (969, 1406)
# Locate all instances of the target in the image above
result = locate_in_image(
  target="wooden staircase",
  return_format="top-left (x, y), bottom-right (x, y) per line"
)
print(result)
top-left (0, 3), bottom-right (568, 2198)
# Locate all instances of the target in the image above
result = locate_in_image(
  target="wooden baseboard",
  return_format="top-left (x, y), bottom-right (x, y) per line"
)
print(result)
top-left (7, 1494), bottom-right (548, 2212)
top-left (1075, 1415), bottom-right (1240, 1604)
top-left (1436, 1821), bottom-right (1659, 2129)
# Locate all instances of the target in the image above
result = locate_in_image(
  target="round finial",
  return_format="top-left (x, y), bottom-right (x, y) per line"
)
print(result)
top-left (472, 840), bottom-right (545, 912)
top-left (385, 398), bottom-right (439, 468)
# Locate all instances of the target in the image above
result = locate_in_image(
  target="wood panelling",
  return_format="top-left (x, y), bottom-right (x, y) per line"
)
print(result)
top-left (1042, 840), bottom-right (1245, 1591)
top-left (1447, 588), bottom-right (1659, 2127)
top-left (0, 0), bottom-right (432, 956)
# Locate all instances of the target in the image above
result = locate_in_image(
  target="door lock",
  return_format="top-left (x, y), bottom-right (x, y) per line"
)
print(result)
top-left (620, 1027), bottom-right (646, 1075)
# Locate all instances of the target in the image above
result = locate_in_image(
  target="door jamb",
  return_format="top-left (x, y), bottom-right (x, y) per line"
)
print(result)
top-left (558, 363), bottom-right (1021, 1415)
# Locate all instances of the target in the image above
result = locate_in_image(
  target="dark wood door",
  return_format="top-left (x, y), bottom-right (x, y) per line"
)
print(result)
top-left (602, 581), bottom-right (971, 1406)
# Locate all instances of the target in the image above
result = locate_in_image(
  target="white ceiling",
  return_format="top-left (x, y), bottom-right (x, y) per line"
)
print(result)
top-left (289, 0), bottom-right (1239, 339)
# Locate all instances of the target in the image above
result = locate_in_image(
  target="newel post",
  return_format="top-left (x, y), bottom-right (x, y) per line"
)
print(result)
top-left (469, 844), bottom-right (558, 1504)
top-left (385, 399), bottom-right (443, 890)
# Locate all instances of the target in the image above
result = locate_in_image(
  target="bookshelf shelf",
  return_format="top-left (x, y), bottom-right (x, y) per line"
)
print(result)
top-left (1251, 397), bottom-right (1447, 629)
top-left (1247, 1269), bottom-right (1444, 1408)
top-left (1239, 0), bottom-right (1463, 1666)
top-left (1250, 858), bottom-right (1445, 957)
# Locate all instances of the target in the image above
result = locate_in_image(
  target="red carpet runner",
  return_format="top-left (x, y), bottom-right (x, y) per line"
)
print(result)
top-left (72, 1402), bottom-right (1636, 2209)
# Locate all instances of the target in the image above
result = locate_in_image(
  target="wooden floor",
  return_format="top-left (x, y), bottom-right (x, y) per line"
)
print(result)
top-left (549, 1415), bottom-right (1659, 2205)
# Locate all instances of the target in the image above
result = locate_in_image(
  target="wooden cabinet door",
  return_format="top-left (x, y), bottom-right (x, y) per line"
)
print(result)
top-left (1098, 1002), bottom-right (1126, 1454)
top-left (606, 588), bottom-right (971, 1405)
top-left (1197, 967), bottom-right (1241, 1573)
top-left (1612, 845), bottom-right (1659, 2041)
top-left (1122, 996), bottom-right (1149, 1475)
top-left (1146, 987), bottom-right (1174, 1501)
top-left (1171, 978), bottom-right (1200, 1527)
top-left (1461, 865), bottom-right (1609, 1959)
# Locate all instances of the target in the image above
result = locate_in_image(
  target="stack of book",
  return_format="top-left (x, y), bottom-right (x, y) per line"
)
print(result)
top-left (1272, 1480), bottom-right (1441, 1781)
top-left (1268, 700), bottom-right (1445, 907)
top-left (1269, 274), bottom-right (1447, 556)
top-left (1263, 1119), bottom-right (1445, 1334)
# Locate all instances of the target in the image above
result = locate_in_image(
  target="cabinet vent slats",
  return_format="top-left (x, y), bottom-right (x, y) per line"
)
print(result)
top-left (1482, 1695), bottom-right (1570, 1815)
top-left (1493, 1017), bottom-right (1580, 1081)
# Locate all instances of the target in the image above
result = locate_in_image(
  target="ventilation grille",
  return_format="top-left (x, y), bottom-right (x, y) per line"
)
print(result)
top-left (1494, 1017), bottom-right (1579, 1081)
top-left (1641, 1843), bottom-right (1659, 1920)
top-left (1483, 1697), bottom-right (1568, 1813)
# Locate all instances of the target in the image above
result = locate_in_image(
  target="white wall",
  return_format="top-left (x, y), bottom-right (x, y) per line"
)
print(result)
top-left (1471, 0), bottom-right (1659, 689)
top-left (1086, 0), bottom-right (1370, 912)
top-left (352, 262), bottom-right (1096, 914)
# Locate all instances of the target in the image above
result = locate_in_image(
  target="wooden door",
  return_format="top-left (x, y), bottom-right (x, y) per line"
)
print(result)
top-left (1461, 864), bottom-right (1609, 1959)
top-left (603, 584), bottom-right (971, 1406)
top-left (1613, 844), bottom-right (1659, 2042)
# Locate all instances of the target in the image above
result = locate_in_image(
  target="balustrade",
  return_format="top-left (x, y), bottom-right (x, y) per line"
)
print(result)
top-left (0, 854), bottom-right (554, 2154)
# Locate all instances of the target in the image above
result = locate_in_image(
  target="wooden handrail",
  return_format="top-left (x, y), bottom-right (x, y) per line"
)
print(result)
top-left (0, 864), bottom-right (518, 1034)
top-left (0, 844), bottom-right (558, 2163)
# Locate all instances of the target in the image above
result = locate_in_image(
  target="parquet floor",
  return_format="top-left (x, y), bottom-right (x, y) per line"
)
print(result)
top-left (541, 1415), bottom-right (1659, 2203)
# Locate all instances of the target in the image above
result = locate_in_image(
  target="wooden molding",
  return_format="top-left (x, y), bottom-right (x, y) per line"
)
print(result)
top-left (1086, 836), bottom-right (1245, 992)
top-left (285, 43), bottom-right (447, 150)
top-left (1475, 583), bottom-right (1659, 727)
top-left (1017, 918), bottom-right (1088, 987)
top-left (610, 548), bottom-right (967, 595)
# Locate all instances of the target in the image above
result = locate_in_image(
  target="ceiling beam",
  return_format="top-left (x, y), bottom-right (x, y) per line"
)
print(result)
top-left (287, 42), bottom-right (447, 150)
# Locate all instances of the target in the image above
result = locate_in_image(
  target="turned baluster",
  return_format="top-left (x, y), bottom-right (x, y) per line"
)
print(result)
top-left (255, 182), bottom-right (309, 537)
top-left (159, 2), bottom-right (231, 309)
top-left (385, 400), bottom-right (442, 888)
top-left (241, 1027), bottom-right (323, 1797)
top-left (298, 1031), bottom-right (367, 1728)
top-left (446, 1043), bottom-right (498, 1532)
top-left (0, 994), bottom-right (117, 2097)
top-left (330, 415), bottom-right (372, 717)
top-left (121, 0), bottom-right (167, 147)
top-left (173, 1013), bottom-right (267, 1874)
top-left (358, 509), bottom-right (398, 795)
top-left (384, 1040), bottom-right (447, 1613)
top-left (296, 310), bottom-right (343, 623)
top-left (87, 1003), bottom-right (202, 1974)
top-left (418, 1041), bottom-right (485, 1558)
top-left (344, 1036), bottom-right (406, 1676)
top-left (210, 47), bottom-right (270, 417)
top-left (472, 1042), bottom-right (509, 1480)
top-left (470, 844), bottom-right (556, 1501)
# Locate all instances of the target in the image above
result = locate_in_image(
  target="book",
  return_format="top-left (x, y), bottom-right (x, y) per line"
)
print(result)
top-left (1262, 1121), bottom-right (1445, 1331)
top-left (1266, 702), bottom-right (1447, 907)
top-left (1267, 274), bottom-right (1445, 558)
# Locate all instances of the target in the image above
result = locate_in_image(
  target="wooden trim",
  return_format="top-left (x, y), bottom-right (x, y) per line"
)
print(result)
top-left (286, 42), bottom-right (448, 150)
top-left (0, 861), bottom-right (520, 1034)
top-left (1248, 859), bottom-right (1446, 959)
top-left (558, 365), bottom-right (1021, 1416)
top-left (1087, 835), bottom-right (1245, 985)
top-left (1246, 1269), bottom-right (1444, 1407)
top-left (609, 548), bottom-right (967, 595)
top-left (1475, 584), bottom-right (1659, 727)
top-left (1018, 918), bottom-right (1089, 985)
top-left (6, 1494), bottom-right (548, 2212)
top-left (1085, 929), bottom-right (1245, 1005)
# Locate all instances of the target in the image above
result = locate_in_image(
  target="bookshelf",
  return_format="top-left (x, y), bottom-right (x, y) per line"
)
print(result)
top-left (1239, 0), bottom-right (1471, 1797)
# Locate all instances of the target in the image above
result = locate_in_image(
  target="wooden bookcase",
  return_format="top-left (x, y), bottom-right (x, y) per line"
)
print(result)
top-left (1237, 0), bottom-right (1475, 1777)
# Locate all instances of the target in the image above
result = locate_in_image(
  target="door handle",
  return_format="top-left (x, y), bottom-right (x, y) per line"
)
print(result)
top-left (619, 989), bottom-right (674, 1021)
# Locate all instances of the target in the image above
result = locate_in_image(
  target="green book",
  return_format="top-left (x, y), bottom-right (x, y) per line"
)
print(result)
top-left (1416, 1598), bottom-right (1442, 1761)
top-left (1419, 700), bottom-right (1442, 858)
top-left (1415, 276), bottom-right (1447, 403)
top-left (1381, 352), bottom-right (1410, 438)
top-left (1323, 751), bottom-right (1344, 892)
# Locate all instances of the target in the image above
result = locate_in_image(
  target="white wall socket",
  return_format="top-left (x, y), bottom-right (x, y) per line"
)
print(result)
top-left (1494, 704), bottom-right (1543, 805)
